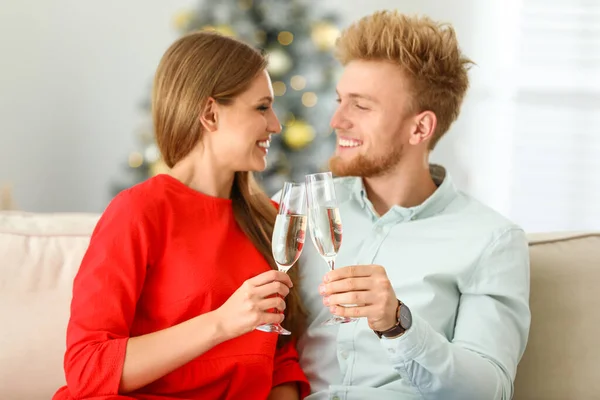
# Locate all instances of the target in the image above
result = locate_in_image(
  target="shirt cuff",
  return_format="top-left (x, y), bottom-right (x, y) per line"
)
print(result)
top-left (379, 313), bottom-right (429, 364)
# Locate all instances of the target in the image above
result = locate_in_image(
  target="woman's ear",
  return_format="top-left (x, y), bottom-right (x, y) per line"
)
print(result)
top-left (200, 97), bottom-right (219, 133)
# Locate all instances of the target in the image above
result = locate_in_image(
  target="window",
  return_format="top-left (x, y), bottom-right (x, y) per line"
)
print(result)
top-left (508, 0), bottom-right (600, 231)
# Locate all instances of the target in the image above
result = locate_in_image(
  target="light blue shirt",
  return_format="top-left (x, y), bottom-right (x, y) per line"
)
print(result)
top-left (287, 165), bottom-right (531, 400)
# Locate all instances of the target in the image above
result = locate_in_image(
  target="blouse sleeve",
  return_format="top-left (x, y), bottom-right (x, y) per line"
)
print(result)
top-left (62, 190), bottom-right (151, 398)
top-left (272, 339), bottom-right (311, 399)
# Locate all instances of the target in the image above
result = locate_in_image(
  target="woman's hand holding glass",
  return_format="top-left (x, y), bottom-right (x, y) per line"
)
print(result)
top-left (214, 270), bottom-right (292, 339)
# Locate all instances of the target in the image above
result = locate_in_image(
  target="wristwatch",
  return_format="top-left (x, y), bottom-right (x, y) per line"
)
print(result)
top-left (374, 299), bottom-right (412, 339)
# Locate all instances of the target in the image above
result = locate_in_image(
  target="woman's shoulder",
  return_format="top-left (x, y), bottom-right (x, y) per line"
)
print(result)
top-left (112, 179), bottom-right (152, 203)
top-left (104, 176), bottom-right (169, 222)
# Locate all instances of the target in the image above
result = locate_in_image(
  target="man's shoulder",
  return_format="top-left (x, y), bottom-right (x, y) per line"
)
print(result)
top-left (451, 190), bottom-right (525, 243)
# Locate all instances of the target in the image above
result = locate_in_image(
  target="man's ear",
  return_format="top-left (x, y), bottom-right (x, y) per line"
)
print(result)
top-left (200, 97), bottom-right (219, 133)
top-left (408, 110), bottom-right (437, 146)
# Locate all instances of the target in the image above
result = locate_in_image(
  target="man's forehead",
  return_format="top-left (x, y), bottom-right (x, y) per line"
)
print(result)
top-left (340, 61), bottom-right (407, 91)
top-left (336, 88), bottom-right (378, 104)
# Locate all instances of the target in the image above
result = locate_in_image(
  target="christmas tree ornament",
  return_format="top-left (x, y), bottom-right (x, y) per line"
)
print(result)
top-left (301, 92), bottom-right (318, 107)
top-left (272, 81), bottom-right (287, 96)
top-left (266, 47), bottom-right (293, 76)
top-left (290, 75), bottom-right (306, 91)
top-left (172, 10), bottom-right (195, 30)
top-left (311, 22), bottom-right (340, 51)
top-left (283, 119), bottom-right (315, 150)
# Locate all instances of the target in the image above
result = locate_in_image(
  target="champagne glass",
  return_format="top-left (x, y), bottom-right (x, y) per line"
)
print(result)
top-left (256, 182), bottom-right (307, 335)
top-left (305, 172), bottom-right (356, 326)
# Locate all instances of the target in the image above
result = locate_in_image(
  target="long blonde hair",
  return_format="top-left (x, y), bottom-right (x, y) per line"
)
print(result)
top-left (151, 31), bottom-right (306, 344)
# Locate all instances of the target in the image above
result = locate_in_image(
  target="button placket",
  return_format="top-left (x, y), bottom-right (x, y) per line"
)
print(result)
top-left (336, 316), bottom-right (354, 383)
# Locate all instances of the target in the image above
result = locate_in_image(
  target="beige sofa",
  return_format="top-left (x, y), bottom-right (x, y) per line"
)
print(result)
top-left (0, 211), bottom-right (598, 399)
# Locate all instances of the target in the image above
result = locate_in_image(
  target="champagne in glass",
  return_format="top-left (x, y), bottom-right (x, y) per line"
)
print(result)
top-left (305, 172), bottom-right (356, 326)
top-left (308, 206), bottom-right (342, 269)
top-left (256, 182), bottom-right (306, 335)
top-left (272, 213), bottom-right (307, 273)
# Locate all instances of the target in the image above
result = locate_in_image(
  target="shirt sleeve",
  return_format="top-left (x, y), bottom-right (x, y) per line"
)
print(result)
top-left (380, 227), bottom-right (531, 400)
top-left (272, 339), bottom-right (311, 399)
top-left (62, 190), bottom-right (151, 398)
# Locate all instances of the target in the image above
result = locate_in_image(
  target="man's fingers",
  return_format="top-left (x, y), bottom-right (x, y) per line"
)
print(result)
top-left (324, 265), bottom-right (377, 282)
top-left (328, 304), bottom-right (375, 318)
top-left (249, 269), bottom-right (293, 287)
top-left (320, 277), bottom-right (372, 295)
top-left (324, 291), bottom-right (373, 307)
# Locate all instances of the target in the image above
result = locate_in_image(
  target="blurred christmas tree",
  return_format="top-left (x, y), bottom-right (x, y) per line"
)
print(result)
top-left (111, 0), bottom-right (341, 197)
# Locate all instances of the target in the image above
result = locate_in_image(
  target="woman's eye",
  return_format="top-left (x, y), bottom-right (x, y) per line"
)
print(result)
top-left (257, 105), bottom-right (269, 112)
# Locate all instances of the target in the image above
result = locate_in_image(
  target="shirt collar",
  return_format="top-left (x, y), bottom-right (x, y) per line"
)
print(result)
top-left (350, 164), bottom-right (458, 221)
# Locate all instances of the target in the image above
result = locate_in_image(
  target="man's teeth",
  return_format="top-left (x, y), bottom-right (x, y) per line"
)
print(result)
top-left (339, 138), bottom-right (362, 148)
top-left (257, 140), bottom-right (270, 148)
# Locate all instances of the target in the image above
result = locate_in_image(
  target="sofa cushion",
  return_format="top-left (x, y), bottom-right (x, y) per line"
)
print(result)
top-left (1, 211), bottom-right (598, 399)
top-left (0, 211), bottom-right (99, 399)
top-left (514, 232), bottom-right (600, 399)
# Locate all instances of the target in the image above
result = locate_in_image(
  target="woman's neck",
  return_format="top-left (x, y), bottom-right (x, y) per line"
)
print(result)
top-left (168, 147), bottom-right (235, 199)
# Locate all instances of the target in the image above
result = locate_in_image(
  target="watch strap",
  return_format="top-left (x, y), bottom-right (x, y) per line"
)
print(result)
top-left (374, 300), bottom-right (406, 339)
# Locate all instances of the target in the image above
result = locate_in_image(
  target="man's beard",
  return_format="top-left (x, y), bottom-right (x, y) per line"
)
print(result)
top-left (329, 142), bottom-right (404, 178)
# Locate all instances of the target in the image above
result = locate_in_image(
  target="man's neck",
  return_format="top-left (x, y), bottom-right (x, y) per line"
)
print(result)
top-left (363, 156), bottom-right (438, 217)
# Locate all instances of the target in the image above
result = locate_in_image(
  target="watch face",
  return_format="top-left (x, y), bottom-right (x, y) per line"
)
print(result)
top-left (399, 304), bottom-right (412, 329)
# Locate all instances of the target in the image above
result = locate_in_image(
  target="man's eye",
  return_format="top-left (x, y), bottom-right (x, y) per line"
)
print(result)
top-left (355, 104), bottom-right (368, 110)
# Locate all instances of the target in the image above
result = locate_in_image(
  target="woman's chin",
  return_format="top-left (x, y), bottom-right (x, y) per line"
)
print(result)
top-left (253, 160), bottom-right (268, 172)
top-left (238, 159), bottom-right (268, 173)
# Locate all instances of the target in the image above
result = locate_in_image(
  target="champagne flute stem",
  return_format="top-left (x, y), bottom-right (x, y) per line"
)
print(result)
top-left (327, 259), bottom-right (335, 271)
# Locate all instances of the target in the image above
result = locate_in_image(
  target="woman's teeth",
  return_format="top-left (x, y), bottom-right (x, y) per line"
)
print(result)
top-left (339, 138), bottom-right (362, 148)
top-left (257, 140), bottom-right (270, 149)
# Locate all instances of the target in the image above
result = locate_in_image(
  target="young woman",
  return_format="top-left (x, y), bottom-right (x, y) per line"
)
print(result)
top-left (53, 31), bottom-right (309, 400)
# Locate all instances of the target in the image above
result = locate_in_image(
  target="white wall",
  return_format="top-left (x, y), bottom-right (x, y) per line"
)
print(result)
top-left (0, 0), bottom-right (519, 217)
top-left (0, 0), bottom-right (196, 212)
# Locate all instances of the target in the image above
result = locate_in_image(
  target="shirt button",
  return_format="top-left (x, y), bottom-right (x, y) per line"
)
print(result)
top-left (388, 348), bottom-right (396, 354)
top-left (340, 350), bottom-right (349, 359)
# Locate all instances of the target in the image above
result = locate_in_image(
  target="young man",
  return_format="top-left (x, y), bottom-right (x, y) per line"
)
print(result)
top-left (291, 11), bottom-right (530, 400)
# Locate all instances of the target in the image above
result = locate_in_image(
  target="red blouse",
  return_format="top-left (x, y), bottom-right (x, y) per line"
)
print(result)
top-left (53, 174), bottom-right (309, 399)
